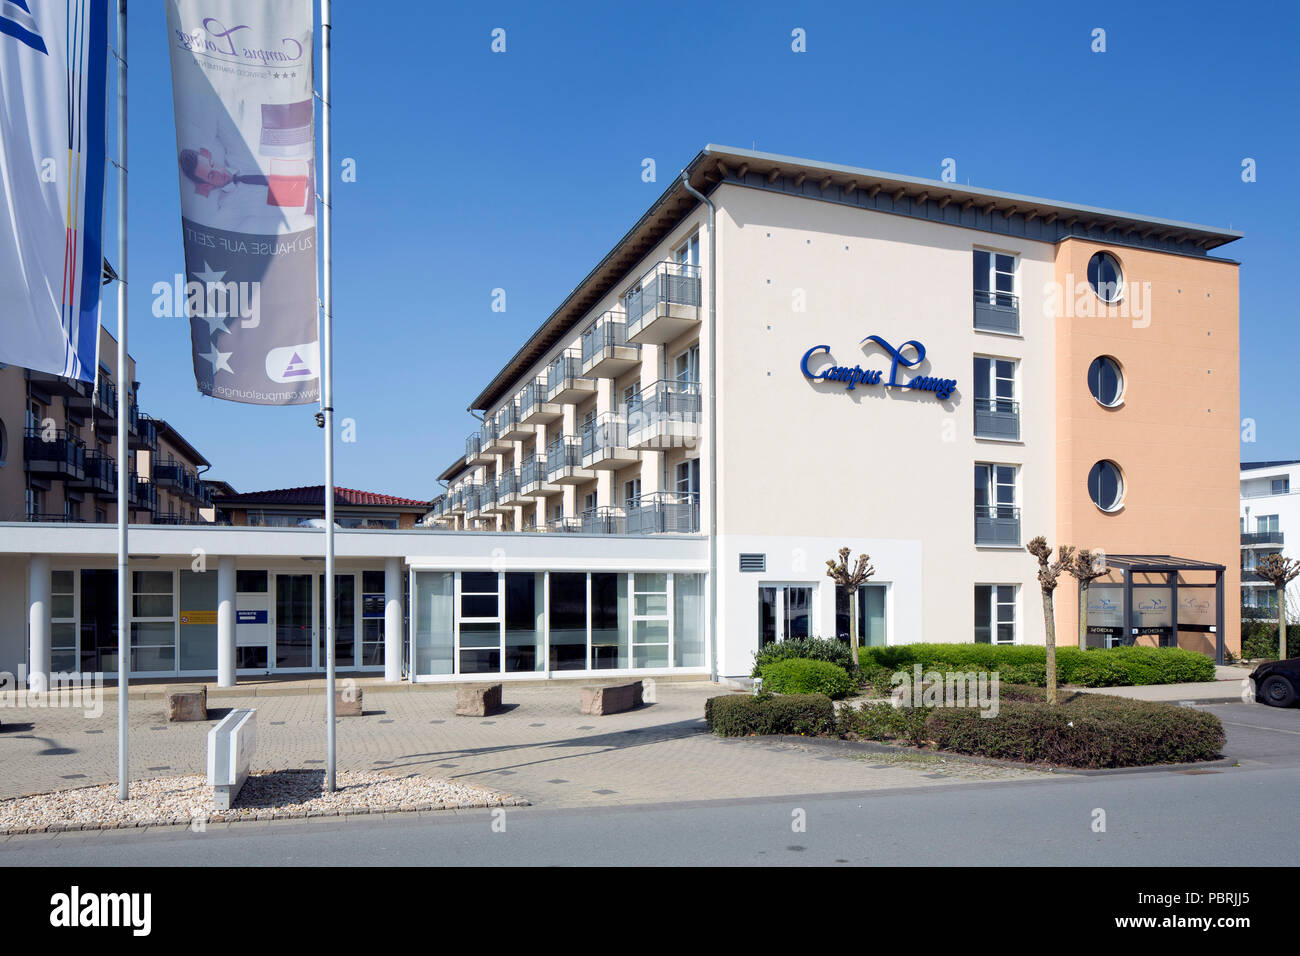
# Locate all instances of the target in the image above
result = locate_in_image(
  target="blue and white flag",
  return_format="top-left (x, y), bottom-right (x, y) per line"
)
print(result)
top-left (0, 0), bottom-right (109, 382)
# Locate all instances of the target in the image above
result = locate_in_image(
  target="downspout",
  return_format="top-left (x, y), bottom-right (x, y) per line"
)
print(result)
top-left (681, 168), bottom-right (719, 683)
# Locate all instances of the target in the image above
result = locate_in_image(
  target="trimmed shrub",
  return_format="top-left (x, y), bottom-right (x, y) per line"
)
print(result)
top-left (859, 643), bottom-right (1215, 687)
top-left (759, 658), bottom-right (856, 699)
top-left (705, 692), bottom-right (836, 737)
top-left (1241, 619), bottom-right (1299, 661)
top-left (924, 690), bottom-right (1225, 768)
top-left (838, 701), bottom-right (931, 747)
top-left (751, 637), bottom-right (854, 676)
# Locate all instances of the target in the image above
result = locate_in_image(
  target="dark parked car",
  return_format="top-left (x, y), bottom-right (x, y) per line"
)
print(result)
top-left (1251, 658), bottom-right (1300, 707)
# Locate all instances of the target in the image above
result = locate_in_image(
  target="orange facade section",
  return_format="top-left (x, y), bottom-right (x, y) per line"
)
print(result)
top-left (1052, 239), bottom-right (1241, 656)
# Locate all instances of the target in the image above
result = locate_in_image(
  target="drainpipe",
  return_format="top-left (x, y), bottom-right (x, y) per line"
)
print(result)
top-left (681, 168), bottom-right (719, 683)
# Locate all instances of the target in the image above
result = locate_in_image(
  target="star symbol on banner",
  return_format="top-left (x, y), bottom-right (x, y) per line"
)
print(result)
top-left (200, 345), bottom-right (234, 375)
top-left (192, 261), bottom-right (226, 285)
top-left (197, 311), bottom-right (233, 339)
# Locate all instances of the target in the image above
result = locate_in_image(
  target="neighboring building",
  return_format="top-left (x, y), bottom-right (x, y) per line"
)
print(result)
top-left (0, 325), bottom-right (218, 525)
top-left (200, 479), bottom-right (238, 524)
top-left (1241, 460), bottom-right (1300, 620)
top-left (215, 485), bottom-right (429, 529)
top-left (4, 145), bottom-right (1243, 687)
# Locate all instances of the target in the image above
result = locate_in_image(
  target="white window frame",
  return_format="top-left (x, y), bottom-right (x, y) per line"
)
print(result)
top-left (973, 354), bottom-right (1017, 405)
top-left (674, 232), bottom-right (700, 267)
top-left (975, 584), bottom-right (1018, 645)
top-left (455, 570), bottom-right (504, 675)
top-left (975, 462), bottom-right (1019, 512)
top-left (973, 247), bottom-right (1018, 298)
top-left (630, 572), bottom-right (671, 668)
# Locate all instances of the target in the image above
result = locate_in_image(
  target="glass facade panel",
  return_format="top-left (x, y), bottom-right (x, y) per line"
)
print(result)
top-left (459, 621), bottom-right (501, 673)
top-left (590, 572), bottom-right (627, 669)
top-left (317, 574), bottom-right (356, 669)
top-left (673, 573), bottom-right (705, 667)
top-left (275, 574), bottom-right (312, 669)
top-left (505, 572), bottom-right (543, 672)
top-left (549, 572), bottom-right (587, 670)
top-left (131, 621), bottom-right (175, 671)
top-left (179, 569), bottom-right (218, 672)
top-left (414, 571), bottom-right (454, 675)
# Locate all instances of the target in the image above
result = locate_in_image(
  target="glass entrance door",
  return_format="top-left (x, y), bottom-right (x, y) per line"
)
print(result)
top-left (275, 573), bottom-right (313, 669)
top-left (316, 573), bottom-right (356, 670)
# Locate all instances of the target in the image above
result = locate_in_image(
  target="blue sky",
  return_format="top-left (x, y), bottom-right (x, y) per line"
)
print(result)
top-left (104, 0), bottom-right (1299, 499)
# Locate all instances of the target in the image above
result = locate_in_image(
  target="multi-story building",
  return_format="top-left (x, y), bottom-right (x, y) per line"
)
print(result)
top-left (1241, 460), bottom-right (1300, 620)
top-left (4, 145), bottom-right (1243, 687)
top-left (0, 325), bottom-right (215, 525)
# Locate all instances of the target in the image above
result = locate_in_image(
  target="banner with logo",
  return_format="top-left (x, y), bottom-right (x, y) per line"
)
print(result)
top-left (164, 0), bottom-right (319, 404)
top-left (0, 0), bottom-right (108, 382)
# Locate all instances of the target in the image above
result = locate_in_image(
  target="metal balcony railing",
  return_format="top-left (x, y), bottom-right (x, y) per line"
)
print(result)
top-left (581, 507), bottom-right (626, 535)
top-left (1241, 531), bottom-right (1284, 546)
top-left (23, 427), bottom-right (86, 479)
top-left (465, 433), bottom-right (482, 461)
top-left (625, 380), bottom-right (701, 434)
top-left (545, 437), bottom-right (583, 480)
top-left (519, 379), bottom-right (548, 419)
top-left (623, 261), bottom-right (702, 332)
top-left (973, 398), bottom-right (1021, 440)
top-left (129, 473), bottom-right (157, 512)
top-left (497, 470), bottom-right (520, 501)
top-left (973, 290), bottom-right (1019, 334)
top-left (519, 455), bottom-right (542, 491)
top-left (79, 453), bottom-right (117, 495)
top-left (547, 516), bottom-right (583, 533)
top-left (545, 351), bottom-right (586, 402)
top-left (580, 312), bottom-right (636, 369)
top-left (495, 401), bottom-right (520, 435)
top-left (26, 512), bottom-right (89, 523)
top-left (581, 414), bottom-right (627, 459)
top-left (975, 504), bottom-right (1021, 546)
top-left (624, 492), bottom-right (700, 535)
top-left (480, 417), bottom-right (498, 450)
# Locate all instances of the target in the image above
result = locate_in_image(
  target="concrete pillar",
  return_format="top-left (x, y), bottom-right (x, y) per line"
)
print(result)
top-left (217, 556), bottom-right (236, 687)
top-left (384, 557), bottom-right (403, 682)
top-left (27, 555), bottom-right (51, 692)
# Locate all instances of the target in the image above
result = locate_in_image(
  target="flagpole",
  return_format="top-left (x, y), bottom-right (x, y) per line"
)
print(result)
top-left (320, 0), bottom-right (337, 792)
top-left (115, 0), bottom-right (130, 802)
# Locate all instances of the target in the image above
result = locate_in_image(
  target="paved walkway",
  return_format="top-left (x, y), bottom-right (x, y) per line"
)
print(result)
top-left (0, 682), bottom-right (1045, 810)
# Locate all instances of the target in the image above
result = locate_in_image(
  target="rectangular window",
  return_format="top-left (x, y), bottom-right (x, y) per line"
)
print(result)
top-left (834, 583), bottom-right (887, 647)
top-left (674, 345), bottom-right (700, 385)
top-left (631, 573), bottom-right (669, 668)
top-left (504, 572), bottom-right (543, 672)
top-left (675, 459), bottom-right (700, 497)
top-left (623, 478), bottom-right (642, 509)
top-left (975, 585), bottom-right (1017, 644)
top-left (674, 232), bottom-right (700, 267)
top-left (1257, 514), bottom-right (1280, 533)
top-left (759, 585), bottom-right (814, 645)
top-left (673, 573), bottom-right (705, 667)
top-left (458, 571), bottom-right (501, 674)
top-left (361, 569), bottom-right (385, 667)
top-left (590, 572), bottom-right (627, 669)
top-left (1273, 477), bottom-right (1290, 495)
top-left (548, 572), bottom-right (587, 670)
top-left (975, 463), bottom-right (1017, 514)
top-left (973, 356), bottom-right (1016, 406)
top-left (973, 249), bottom-right (1016, 298)
top-left (131, 570), bottom-right (176, 672)
top-left (51, 570), bottom-right (77, 674)
top-left (414, 571), bottom-right (454, 676)
top-left (179, 569), bottom-right (218, 672)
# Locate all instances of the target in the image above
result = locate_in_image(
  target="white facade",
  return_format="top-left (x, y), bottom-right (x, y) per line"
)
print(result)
top-left (1240, 461), bottom-right (1300, 619)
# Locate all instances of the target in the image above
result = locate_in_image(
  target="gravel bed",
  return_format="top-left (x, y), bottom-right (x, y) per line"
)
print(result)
top-left (0, 770), bottom-right (526, 834)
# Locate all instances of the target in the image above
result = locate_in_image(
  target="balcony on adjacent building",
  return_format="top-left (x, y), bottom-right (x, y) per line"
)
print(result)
top-left (496, 470), bottom-right (522, 507)
top-left (975, 504), bottom-right (1021, 546)
top-left (478, 479), bottom-right (503, 515)
top-left (519, 378), bottom-right (561, 426)
top-left (480, 415), bottom-right (510, 456)
top-left (128, 473), bottom-right (157, 513)
top-left (545, 437), bottom-right (592, 485)
top-left (69, 452), bottom-right (116, 497)
top-left (625, 491), bottom-right (700, 535)
top-left (24, 428), bottom-right (86, 482)
top-left (25, 368), bottom-right (91, 400)
top-left (580, 311), bottom-right (640, 378)
top-left (1242, 531), bottom-right (1284, 547)
top-left (581, 507), bottom-right (626, 535)
top-left (519, 454), bottom-right (561, 498)
top-left (581, 414), bottom-right (638, 470)
top-left (445, 488), bottom-right (465, 515)
top-left (465, 433), bottom-right (490, 466)
top-left (154, 459), bottom-right (202, 501)
top-left (625, 261), bottom-right (702, 345)
top-left (973, 398), bottom-right (1021, 441)
top-left (625, 380), bottom-right (702, 450)
top-left (547, 516), bottom-right (583, 533)
top-left (973, 290), bottom-right (1019, 334)
top-left (495, 401), bottom-right (530, 443)
top-left (128, 404), bottom-right (158, 451)
top-left (546, 351), bottom-right (596, 405)
top-left (461, 482), bottom-right (486, 517)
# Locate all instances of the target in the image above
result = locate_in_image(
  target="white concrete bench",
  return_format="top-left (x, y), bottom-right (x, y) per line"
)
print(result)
top-left (207, 708), bottom-right (256, 810)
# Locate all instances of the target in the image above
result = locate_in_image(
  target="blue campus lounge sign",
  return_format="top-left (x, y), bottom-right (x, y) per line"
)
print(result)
top-left (800, 335), bottom-right (957, 400)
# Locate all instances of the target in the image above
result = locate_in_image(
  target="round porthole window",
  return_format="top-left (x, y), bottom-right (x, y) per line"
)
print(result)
top-left (1087, 356), bottom-right (1124, 407)
top-left (1088, 460), bottom-right (1124, 512)
top-left (1087, 251), bottom-right (1124, 303)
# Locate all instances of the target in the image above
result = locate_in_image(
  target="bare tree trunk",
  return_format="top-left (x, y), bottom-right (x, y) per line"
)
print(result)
top-left (849, 592), bottom-right (860, 670)
top-left (1042, 590), bottom-right (1058, 705)
top-left (1281, 586), bottom-right (1289, 661)
top-left (1078, 581), bottom-right (1088, 650)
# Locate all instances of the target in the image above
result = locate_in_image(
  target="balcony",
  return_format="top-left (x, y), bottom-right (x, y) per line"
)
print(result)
top-left (519, 379), bottom-right (561, 426)
top-left (547, 516), bottom-right (583, 534)
top-left (128, 406), bottom-right (158, 451)
top-left (519, 454), bottom-right (561, 498)
top-left (973, 398), bottom-right (1021, 441)
top-left (465, 433), bottom-right (490, 466)
top-left (975, 504), bottom-right (1021, 547)
top-left (581, 507), bottom-right (626, 535)
top-left (545, 437), bottom-right (592, 485)
top-left (625, 262), bottom-right (702, 345)
top-left (25, 368), bottom-right (91, 400)
top-left (581, 414), bottom-right (638, 470)
top-left (26, 512), bottom-right (89, 523)
top-left (152, 512), bottom-right (209, 526)
top-left (546, 351), bottom-right (596, 405)
top-left (480, 416), bottom-right (510, 456)
top-left (580, 311), bottom-right (640, 378)
top-left (973, 290), bottom-right (1019, 334)
top-left (625, 492), bottom-right (700, 535)
top-left (496, 470), bottom-right (522, 507)
top-left (625, 380), bottom-right (702, 450)
top-left (23, 428), bottom-right (86, 481)
top-left (496, 401), bottom-right (530, 443)
top-left (445, 489), bottom-right (465, 515)
top-left (128, 473), bottom-right (157, 513)
top-left (478, 480), bottom-right (503, 515)
top-left (69, 452), bottom-right (116, 497)
top-left (1242, 531), bottom-right (1284, 547)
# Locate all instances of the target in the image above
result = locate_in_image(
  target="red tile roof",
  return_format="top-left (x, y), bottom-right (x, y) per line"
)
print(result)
top-left (214, 485), bottom-right (429, 508)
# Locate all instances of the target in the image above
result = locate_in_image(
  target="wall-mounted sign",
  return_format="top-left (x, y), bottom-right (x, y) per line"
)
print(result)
top-left (180, 610), bottom-right (218, 626)
top-left (237, 610), bottom-right (269, 625)
top-left (800, 335), bottom-right (957, 400)
top-left (1133, 588), bottom-right (1173, 628)
top-left (1178, 590), bottom-right (1215, 628)
top-left (1086, 586), bottom-right (1124, 628)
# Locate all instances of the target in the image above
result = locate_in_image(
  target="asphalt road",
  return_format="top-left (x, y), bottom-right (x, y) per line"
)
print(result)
top-left (3, 701), bottom-right (1297, 867)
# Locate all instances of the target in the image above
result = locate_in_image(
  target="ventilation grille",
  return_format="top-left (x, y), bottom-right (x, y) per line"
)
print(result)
top-left (739, 553), bottom-right (767, 573)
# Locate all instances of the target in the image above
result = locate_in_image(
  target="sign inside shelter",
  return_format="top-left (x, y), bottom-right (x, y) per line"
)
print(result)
top-left (800, 335), bottom-right (956, 400)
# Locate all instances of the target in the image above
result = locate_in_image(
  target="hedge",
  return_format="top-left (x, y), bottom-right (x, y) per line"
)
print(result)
top-left (759, 658), bottom-right (856, 699)
top-left (1240, 619), bottom-right (1299, 661)
top-left (838, 686), bottom-right (1224, 768)
top-left (751, 636), bottom-right (855, 676)
top-left (704, 692), bottom-right (836, 737)
top-left (858, 643), bottom-right (1216, 687)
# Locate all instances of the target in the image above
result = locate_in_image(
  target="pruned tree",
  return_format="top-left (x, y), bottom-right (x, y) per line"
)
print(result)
top-left (1027, 536), bottom-right (1075, 705)
top-left (1066, 548), bottom-right (1108, 652)
top-left (825, 547), bottom-right (874, 670)
top-left (1255, 553), bottom-right (1300, 661)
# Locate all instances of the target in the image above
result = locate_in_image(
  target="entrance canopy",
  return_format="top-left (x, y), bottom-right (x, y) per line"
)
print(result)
top-left (1085, 554), bottom-right (1226, 664)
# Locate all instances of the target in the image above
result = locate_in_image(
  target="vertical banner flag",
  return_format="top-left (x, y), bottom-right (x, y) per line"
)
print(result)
top-left (164, 0), bottom-right (319, 405)
top-left (0, 0), bottom-right (109, 382)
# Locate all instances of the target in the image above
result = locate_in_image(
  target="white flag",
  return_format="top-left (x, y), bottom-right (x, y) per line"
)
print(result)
top-left (0, 0), bottom-right (109, 382)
